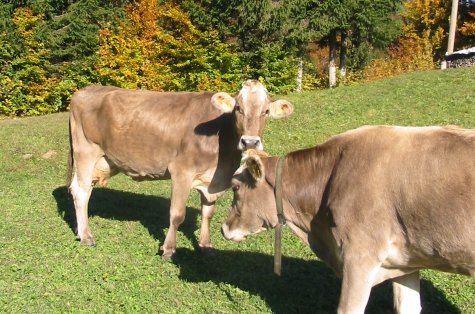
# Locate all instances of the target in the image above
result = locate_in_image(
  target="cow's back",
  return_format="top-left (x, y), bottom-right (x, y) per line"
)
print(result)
top-left (69, 86), bottom-right (224, 178)
top-left (326, 126), bottom-right (475, 275)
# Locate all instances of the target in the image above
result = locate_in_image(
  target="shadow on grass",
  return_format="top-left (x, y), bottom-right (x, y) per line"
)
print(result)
top-left (52, 186), bottom-right (200, 252)
top-left (52, 186), bottom-right (461, 314)
top-left (173, 247), bottom-right (461, 314)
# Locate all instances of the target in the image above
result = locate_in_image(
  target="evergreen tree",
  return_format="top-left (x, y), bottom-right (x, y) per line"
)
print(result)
top-left (179, 0), bottom-right (320, 92)
top-left (0, 8), bottom-right (73, 115)
top-left (179, 0), bottom-right (402, 89)
top-left (34, 0), bottom-right (127, 64)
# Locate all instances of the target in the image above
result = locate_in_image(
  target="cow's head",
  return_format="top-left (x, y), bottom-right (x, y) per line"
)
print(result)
top-left (221, 149), bottom-right (279, 242)
top-left (211, 80), bottom-right (293, 150)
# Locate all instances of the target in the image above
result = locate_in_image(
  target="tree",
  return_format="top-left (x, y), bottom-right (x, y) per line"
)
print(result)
top-left (363, 0), bottom-right (474, 81)
top-left (458, 1), bottom-right (475, 48)
top-left (0, 1), bottom-right (136, 116)
top-left (97, 0), bottom-right (243, 91)
top-left (269, 0), bottom-right (328, 91)
top-left (313, 0), bottom-right (402, 86)
top-left (179, 0), bottom-right (324, 92)
top-left (403, 0), bottom-right (450, 59)
top-left (460, 12), bottom-right (475, 37)
top-left (0, 8), bottom-right (73, 115)
top-left (362, 0), bottom-right (443, 81)
top-left (36, 0), bottom-right (126, 65)
top-left (1, 0), bottom-right (127, 64)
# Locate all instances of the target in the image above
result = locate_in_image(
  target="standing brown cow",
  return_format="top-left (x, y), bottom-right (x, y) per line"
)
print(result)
top-left (222, 125), bottom-right (475, 313)
top-left (67, 80), bottom-right (293, 259)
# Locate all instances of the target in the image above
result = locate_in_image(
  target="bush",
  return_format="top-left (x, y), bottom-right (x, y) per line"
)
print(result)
top-left (0, 8), bottom-right (81, 116)
top-left (363, 35), bottom-right (436, 81)
top-left (96, 0), bottom-right (243, 93)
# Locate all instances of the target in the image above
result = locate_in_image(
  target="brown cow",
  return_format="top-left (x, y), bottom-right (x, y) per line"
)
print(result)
top-left (67, 80), bottom-right (293, 259)
top-left (222, 125), bottom-right (475, 313)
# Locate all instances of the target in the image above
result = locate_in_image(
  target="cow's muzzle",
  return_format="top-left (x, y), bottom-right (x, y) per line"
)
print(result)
top-left (221, 223), bottom-right (246, 242)
top-left (239, 136), bottom-right (263, 150)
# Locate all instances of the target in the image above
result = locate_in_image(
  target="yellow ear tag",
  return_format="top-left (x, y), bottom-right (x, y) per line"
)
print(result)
top-left (212, 92), bottom-right (235, 113)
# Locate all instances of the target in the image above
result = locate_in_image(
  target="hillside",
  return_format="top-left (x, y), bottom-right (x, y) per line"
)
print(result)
top-left (265, 67), bottom-right (474, 154)
top-left (0, 67), bottom-right (474, 313)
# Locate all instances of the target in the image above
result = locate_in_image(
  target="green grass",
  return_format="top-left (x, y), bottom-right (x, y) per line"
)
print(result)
top-left (1, 68), bottom-right (474, 313)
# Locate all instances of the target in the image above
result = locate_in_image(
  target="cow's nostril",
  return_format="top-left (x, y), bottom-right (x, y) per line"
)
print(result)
top-left (239, 136), bottom-right (262, 150)
top-left (242, 138), bottom-right (260, 149)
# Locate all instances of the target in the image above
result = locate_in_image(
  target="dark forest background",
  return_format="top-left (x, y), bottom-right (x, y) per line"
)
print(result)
top-left (1, 0), bottom-right (474, 116)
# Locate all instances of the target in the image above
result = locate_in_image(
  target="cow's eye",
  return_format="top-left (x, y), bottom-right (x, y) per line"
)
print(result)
top-left (263, 109), bottom-right (270, 116)
top-left (232, 184), bottom-right (240, 192)
top-left (235, 105), bottom-right (243, 114)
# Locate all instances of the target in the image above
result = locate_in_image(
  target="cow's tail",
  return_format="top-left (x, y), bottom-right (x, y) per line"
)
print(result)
top-left (66, 116), bottom-right (74, 189)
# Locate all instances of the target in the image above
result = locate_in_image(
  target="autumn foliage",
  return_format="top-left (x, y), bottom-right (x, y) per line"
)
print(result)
top-left (96, 0), bottom-right (242, 92)
top-left (460, 12), bottom-right (475, 37)
top-left (0, 8), bottom-right (75, 116)
top-left (363, 0), bottom-right (450, 80)
top-left (1, 0), bottom-right (474, 116)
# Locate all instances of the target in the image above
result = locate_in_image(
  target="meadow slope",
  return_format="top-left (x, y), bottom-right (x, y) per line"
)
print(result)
top-left (0, 67), bottom-right (474, 313)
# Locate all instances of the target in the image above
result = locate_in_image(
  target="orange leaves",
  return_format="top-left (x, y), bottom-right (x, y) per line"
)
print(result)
top-left (362, 0), bottom-right (450, 81)
top-left (96, 0), bottom-right (242, 92)
top-left (363, 36), bottom-right (435, 81)
top-left (12, 8), bottom-right (41, 37)
top-left (97, 0), bottom-right (171, 90)
top-left (460, 12), bottom-right (475, 36)
top-left (124, 0), bottom-right (162, 41)
top-left (403, 0), bottom-right (448, 29)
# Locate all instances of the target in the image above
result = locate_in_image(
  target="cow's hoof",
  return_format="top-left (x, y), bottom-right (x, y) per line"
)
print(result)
top-left (160, 246), bottom-right (176, 261)
top-left (199, 245), bottom-right (216, 257)
top-left (80, 237), bottom-right (96, 246)
top-left (161, 253), bottom-right (176, 262)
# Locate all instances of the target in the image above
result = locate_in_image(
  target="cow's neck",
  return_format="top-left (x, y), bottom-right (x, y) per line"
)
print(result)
top-left (217, 112), bottom-right (239, 145)
top-left (216, 113), bottom-right (242, 178)
top-left (265, 145), bottom-right (339, 237)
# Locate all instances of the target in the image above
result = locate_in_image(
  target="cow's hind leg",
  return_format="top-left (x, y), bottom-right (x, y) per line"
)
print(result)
top-left (160, 171), bottom-right (193, 260)
top-left (69, 165), bottom-right (95, 245)
top-left (69, 149), bottom-right (103, 246)
top-left (392, 271), bottom-right (421, 314)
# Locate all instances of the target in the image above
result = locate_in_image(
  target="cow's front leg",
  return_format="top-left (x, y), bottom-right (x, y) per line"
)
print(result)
top-left (338, 256), bottom-right (380, 314)
top-left (392, 271), bottom-right (421, 314)
top-left (160, 172), bottom-right (192, 260)
top-left (198, 193), bottom-right (216, 256)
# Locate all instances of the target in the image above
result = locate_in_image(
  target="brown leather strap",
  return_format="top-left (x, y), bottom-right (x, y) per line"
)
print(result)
top-left (274, 156), bottom-right (286, 276)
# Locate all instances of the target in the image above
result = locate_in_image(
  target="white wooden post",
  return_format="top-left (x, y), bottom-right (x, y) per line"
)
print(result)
top-left (296, 57), bottom-right (303, 93)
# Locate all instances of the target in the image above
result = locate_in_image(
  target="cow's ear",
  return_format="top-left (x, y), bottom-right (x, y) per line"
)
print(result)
top-left (269, 99), bottom-right (293, 119)
top-left (233, 164), bottom-right (246, 177)
top-left (244, 154), bottom-right (265, 182)
top-left (212, 92), bottom-right (236, 113)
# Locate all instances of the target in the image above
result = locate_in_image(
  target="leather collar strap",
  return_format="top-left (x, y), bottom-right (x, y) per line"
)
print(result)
top-left (274, 156), bottom-right (286, 276)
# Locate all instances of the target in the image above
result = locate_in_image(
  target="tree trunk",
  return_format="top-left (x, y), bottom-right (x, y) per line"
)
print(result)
top-left (328, 30), bottom-right (337, 88)
top-left (296, 57), bottom-right (303, 93)
top-left (340, 31), bottom-right (347, 78)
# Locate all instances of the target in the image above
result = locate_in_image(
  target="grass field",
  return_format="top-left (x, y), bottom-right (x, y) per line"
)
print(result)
top-left (1, 68), bottom-right (474, 313)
